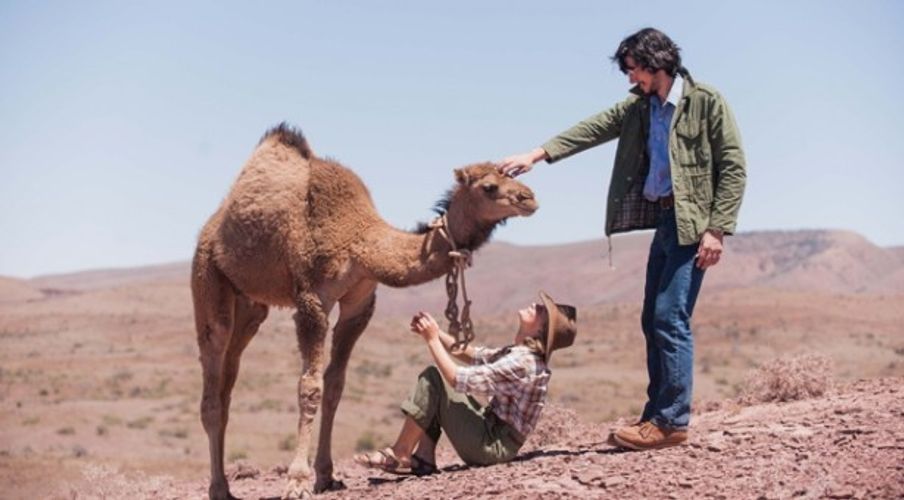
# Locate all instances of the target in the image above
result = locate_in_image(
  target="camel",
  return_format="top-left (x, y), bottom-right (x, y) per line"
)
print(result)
top-left (191, 123), bottom-right (538, 499)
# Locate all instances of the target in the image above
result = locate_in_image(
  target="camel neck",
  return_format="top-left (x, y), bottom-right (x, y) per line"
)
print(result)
top-left (355, 207), bottom-right (495, 288)
top-left (355, 222), bottom-right (456, 288)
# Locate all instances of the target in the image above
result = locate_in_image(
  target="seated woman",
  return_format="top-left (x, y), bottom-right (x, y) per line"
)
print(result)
top-left (354, 291), bottom-right (577, 475)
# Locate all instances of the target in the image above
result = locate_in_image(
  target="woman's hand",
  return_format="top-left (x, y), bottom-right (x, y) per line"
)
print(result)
top-left (410, 312), bottom-right (440, 342)
top-left (411, 311), bottom-right (459, 385)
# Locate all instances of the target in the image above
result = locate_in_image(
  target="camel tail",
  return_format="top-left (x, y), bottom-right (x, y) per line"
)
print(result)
top-left (259, 122), bottom-right (314, 159)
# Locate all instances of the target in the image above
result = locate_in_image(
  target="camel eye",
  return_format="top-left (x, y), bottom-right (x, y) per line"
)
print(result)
top-left (482, 184), bottom-right (498, 195)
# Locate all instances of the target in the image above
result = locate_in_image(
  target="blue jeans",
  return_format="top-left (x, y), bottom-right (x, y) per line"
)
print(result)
top-left (640, 208), bottom-right (705, 430)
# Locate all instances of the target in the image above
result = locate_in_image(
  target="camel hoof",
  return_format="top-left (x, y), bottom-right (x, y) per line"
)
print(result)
top-left (282, 478), bottom-right (314, 500)
top-left (314, 478), bottom-right (346, 493)
top-left (209, 484), bottom-right (239, 500)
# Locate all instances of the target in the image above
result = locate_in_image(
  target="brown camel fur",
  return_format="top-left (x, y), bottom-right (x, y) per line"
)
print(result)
top-left (191, 123), bottom-right (538, 499)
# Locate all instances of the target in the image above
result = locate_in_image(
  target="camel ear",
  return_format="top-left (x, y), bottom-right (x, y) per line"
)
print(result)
top-left (454, 168), bottom-right (471, 185)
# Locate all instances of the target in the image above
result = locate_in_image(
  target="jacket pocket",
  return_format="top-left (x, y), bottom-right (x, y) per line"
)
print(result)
top-left (687, 171), bottom-right (713, 204)
top-left (675, 120), bottom-right (710, 167)
top-left (680, 171), bottom-right (714, 242)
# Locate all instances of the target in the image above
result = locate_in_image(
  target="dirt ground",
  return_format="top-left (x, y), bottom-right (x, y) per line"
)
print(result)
top-left (2, 231), bottom-right (903, 498)
top-left (52, 377), bottom-right (904, 499)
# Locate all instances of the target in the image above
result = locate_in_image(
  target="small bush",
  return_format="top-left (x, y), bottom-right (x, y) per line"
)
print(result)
top-left (57, 426), bottom-right (76, 435)
top-left (526, 404), bottom-right (606, 449)
top-left (126, 416), bottom-right (154, 429)
top-left (158, 427), bottom-right (188, 439)
top-left (227, 449), bottom-right (248, 462)
top-left (739, 353), bottom-right (833, 405)
top-left (250, 398), bottom-right (284, 413)
top-left (278, 434), bottom-right (295, 451)
top-left (102, 414), bottom-right (123, 426)
top-left (354, 360), bottom-right (392, 378)
top-left (355, 431), bottom-right (378, 452)
top-left (62, 464), bottom-right (173, 498)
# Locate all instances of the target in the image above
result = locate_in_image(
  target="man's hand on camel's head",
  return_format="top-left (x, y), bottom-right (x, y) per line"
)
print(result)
top-left (496, 156), bottom-right (533, 178)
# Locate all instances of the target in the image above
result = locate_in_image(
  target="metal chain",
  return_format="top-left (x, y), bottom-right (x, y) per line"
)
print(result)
top-left (431, 215), bottom-right (475, 350)
top-left (445, 251), bottom-right (473, 351)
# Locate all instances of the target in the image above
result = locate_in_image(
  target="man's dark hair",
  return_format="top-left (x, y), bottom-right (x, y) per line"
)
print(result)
top-left (612, 28), bottom-right (689, 80)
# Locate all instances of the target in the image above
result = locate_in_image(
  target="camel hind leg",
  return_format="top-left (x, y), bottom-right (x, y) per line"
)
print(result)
top-left (193, 249), bottom-right (269, 500)
top-left (222, 294), bottom-right (269, 440)
top-left (192, 253), bottom-right (237, 500)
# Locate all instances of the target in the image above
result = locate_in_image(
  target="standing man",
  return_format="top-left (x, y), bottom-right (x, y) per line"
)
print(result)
top-left (498, 27), bottom-right (746, 450)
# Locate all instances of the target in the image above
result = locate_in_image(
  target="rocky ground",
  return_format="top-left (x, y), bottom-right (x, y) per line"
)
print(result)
top-left (63, 376), bottom-right (904, 499)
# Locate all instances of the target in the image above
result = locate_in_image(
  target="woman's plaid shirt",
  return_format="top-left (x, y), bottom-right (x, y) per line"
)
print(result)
top-left (454, 345), bottom-right (550, 438)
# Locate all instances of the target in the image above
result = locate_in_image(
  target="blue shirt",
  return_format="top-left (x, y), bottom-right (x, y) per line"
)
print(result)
top-left (643, 75), bottom-right (683, 201)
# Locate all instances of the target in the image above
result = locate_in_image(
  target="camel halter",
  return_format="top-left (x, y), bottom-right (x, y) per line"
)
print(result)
top-left (429, 214), bottom-right (475, 350)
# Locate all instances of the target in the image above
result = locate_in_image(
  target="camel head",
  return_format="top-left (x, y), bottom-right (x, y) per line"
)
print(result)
top-left (452, 163), bottom-right (538, 223)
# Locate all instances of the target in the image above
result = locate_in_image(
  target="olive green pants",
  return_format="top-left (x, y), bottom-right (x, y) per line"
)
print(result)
top-left (400, 366), bottom-right (524, 466)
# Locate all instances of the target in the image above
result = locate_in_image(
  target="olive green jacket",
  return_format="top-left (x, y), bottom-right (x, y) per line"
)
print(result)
top-left (542, 78), bottom-right (746, 246)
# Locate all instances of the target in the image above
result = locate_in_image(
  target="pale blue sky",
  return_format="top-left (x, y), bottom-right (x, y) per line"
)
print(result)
top-left (1, 1), bottom-right (903, 278)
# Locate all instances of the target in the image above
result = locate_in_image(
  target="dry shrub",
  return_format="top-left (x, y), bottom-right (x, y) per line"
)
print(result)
top-left (525, 404), bottom-right (605, 450)
top-left (227, 462), bottom-right (260, 481)
top-left (355, 430), bottom-right (379, 452)
top-left (278, 433), bottom-right (295, 451)
top-left (738, 353), bottom-right (833, 405)
top-left (60, 464), bottom-right (173, 499)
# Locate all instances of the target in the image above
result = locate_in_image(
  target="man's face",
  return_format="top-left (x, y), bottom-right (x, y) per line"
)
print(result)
top-left (624, 55), bottom-right (666, 96)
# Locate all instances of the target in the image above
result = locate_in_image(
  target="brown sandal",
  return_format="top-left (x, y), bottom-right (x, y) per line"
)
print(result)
top-left (353, 447), bottom-right (412, 475)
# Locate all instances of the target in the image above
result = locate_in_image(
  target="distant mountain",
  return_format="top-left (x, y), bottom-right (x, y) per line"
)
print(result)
top-left (15, 230), bottom-right (903, 317)
top-left (712, 230), bottom-right (904, 294)
top-left (28, 262), bottom-right (189, 291)
top-left (375, 229), bottom-right (904, 316)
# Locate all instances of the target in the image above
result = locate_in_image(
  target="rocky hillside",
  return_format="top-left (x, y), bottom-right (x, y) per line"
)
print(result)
top-left (66, 376), bottom-right (904, 499)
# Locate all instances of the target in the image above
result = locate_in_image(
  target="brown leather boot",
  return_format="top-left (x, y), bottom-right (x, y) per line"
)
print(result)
top-left (612, 421), bottom-right (687, 450)
top-left (606, 419), bottom-right (646, 446)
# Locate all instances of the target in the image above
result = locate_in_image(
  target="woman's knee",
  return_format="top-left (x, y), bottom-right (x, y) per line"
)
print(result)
top-left (418, 365), bottom-right (443, 384)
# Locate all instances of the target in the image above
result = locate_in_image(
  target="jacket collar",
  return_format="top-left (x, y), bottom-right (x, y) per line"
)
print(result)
top-left (665, 74), bottom-right (684, 106)
top-left (628, 73), bottom-right (696, 101)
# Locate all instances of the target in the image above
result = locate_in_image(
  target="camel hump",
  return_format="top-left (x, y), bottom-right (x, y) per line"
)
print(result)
top-left (259, 122), bottom-right (314, 159)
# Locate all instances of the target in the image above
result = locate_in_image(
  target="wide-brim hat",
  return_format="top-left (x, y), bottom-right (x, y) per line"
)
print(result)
top-left (538, 291), bottom-right (577, 362)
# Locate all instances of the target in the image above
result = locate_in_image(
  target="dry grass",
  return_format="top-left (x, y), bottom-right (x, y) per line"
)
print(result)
top-left (524, 404), bottom-right (606, 449)
top-left (354, 430), bottom-right (379, 452)
top-left (738, 353), bottom-right (833, 404)
top-left (57, 464), bottom-right (174, 500)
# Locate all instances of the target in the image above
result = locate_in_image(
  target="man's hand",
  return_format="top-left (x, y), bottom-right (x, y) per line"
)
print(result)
top-left (410, 312), bottom-right (440, 342)
top-left (497, 148), bottom-right (548, 178)
top-left (696, 229), bottom-right (724, 269)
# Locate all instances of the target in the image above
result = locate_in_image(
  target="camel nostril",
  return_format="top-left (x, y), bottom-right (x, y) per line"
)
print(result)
top-left (516, 192), bottom-right (533, 202)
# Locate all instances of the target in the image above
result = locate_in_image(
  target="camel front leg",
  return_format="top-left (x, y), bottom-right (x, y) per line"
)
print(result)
top-left (314, 287), bottom-right (376, 493)
top-left (283, 292), bottom-right (331, 500)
